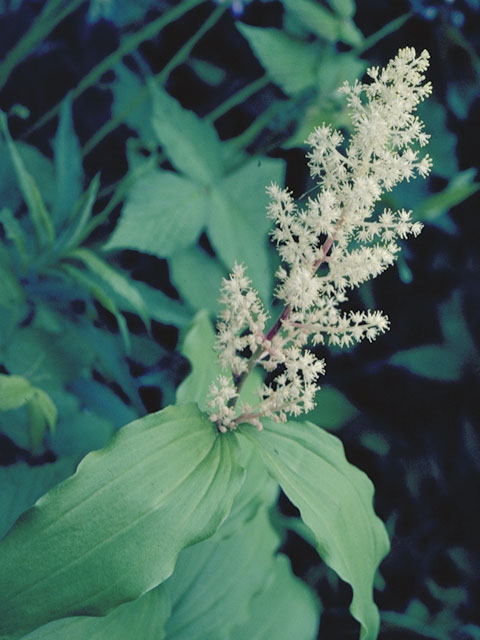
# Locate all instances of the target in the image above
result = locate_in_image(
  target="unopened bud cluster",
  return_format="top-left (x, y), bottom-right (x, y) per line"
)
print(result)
top-left (208, 47), bottom-right (432, 432)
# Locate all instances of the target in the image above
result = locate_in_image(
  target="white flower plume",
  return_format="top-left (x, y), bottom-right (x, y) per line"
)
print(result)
top-left (208, 47), bottom-right (432, 432)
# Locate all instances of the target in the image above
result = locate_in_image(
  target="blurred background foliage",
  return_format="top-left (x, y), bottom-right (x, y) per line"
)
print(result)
top-left (0, 0), bottom-right (478, 638)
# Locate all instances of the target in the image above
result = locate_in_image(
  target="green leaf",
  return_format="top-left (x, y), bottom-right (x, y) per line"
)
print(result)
top-left (282, 0), bottom-right (335, 41)
top-left (52, 96), bottom-right (83, 226)
top-left (169, 246), bottom-right (226, 314)
top-left (104, 171), bottom-right (208, 257)
top-left (242, 419), bottom-right (390, 640)
top-left (237, 24), bottom-right (319, 95)
top-left (415, 169), bottom-right (480, 223)
top-left (0, 403), bottom-right (244, 638)
top-left (60, 263), bottom-right (131, 352)
top-left (0, 138), bottom-right (55, 214)
top-left (176, 310), bottom-right (221, 409)
top-left (26, 388), bottom-right (58, 448)
top-left (0, 111), bottom-right (55, 247)
top-left (390, 344), bottom-right (464, 381)
top-left (59, 174), bottom-right (100, 250)
top-left (219, 442), bottom-right (279, 539)
top-left (326, 0), bottom-right (356, 18)
top-left (230, 554), bottom-right (320, 640)
top-left (0, 374), bottom-right (33, 410)
top-left (46, 390), bottom-right (116, 459)
top-left (303, 385), bottom-right (358, 431)
top-left (417, 99), bottom-right (457, 179)
top-left (19, 586), bottom-right (171, 640)
top-left (337, 17), bottom-right (363, 46)
top-left (0, 461), bottom-right (75, 541)
top-left (1, 326), bottom-right (93, 388)
top-left (283, 0), bottom-right (362, 46)
top-left (151, 86), bottom-right (223, 184)
top-left (208, 157), bottom-right (284, 303)
top-left (133, 280), bottom-right (191, 328)
top-left (111, 62), bottom-right (154, 145)
top-left (68, 247), bottom-right (149, 326)
top-left (164, 507), bottom-right (282, 640)
top-left (438, 292), bottom-right (476, 357)
top-left (176, 310), bottom-right (263, 414)
top-left (0, 257), bottom-right (25, 308)
top-left (0, 207), bottom-right (28, 263)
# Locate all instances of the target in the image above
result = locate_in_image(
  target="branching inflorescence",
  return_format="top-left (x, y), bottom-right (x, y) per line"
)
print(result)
top-left (208, 47), bottom-right (432, 433)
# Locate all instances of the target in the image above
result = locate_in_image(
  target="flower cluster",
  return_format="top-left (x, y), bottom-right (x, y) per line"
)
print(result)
top-left (208, 47), bottom-right (432, 433)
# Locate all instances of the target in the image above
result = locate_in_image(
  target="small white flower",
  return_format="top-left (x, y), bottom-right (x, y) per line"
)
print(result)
top-left (208, 48), bottom-right (432, 432)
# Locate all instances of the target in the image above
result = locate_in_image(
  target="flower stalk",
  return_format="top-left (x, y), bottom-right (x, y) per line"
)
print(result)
top-left (208, 47), bottom-right (432, 433)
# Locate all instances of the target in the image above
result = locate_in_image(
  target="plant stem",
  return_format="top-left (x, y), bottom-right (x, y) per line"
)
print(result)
top-left (21, 0), bottom-right (206, 140)
top-left (354, 12), bottom-right (412, 55)
top-left (228, 234), bottom-right (334, 412)
top-left (207, 75), bottom-right (269, 122)
top-left (82, 4), bottom-right (226, 157)
top-left (0, 0), bottom-right (86, 89)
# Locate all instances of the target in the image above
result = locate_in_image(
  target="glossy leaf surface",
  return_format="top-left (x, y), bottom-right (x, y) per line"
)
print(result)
top-left (0, 403), bottom-right (243, 638)
top-left (243, 419), bottom-right (390, 640)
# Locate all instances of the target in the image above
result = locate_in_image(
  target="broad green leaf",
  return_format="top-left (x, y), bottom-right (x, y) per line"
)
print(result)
top-left (19, 585), bottom-right (171, 640)
top-left (52, 96), bottom-right (83, 226)
top-left (237, 24), bottom-right (318, 95)
top-left (0, 403), bottom-right (244, 638)
top-left (176, 310), bottom-right (221, 409)
top-left (164, 507), bottom-right (281, 640)
top-left (390, 344), bottom-right (464, 381)
top-left (0, 112), bottom-right (54, 247)
top-left (68, 247), bottom-right (149, 326)
top-left (0, 374), bottom-right (33, 410)
top-left (230, 554), bottom-right (320, 640)
top-left (104, 171), bottom-right (208, 257)
top-left (151, 86), bottom-right (223, 184)
top-left (169, 246), bottom-right (226, 314)
top-left (243, 419), bottom-right (390, 640)
top-left (218, 442), bottom-right (279, 539)
top-left (208, 157), bottom-right (284, 303)
top-left (0, 461), bottom-right (75, 541)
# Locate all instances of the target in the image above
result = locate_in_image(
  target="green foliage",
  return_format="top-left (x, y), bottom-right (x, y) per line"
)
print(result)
top-left (243, 419), bottom-right (390, 640)
top-left (0, 404), bottom-right (243, 637)
top-left (0, 1), bottom-right (477, 639)
top-left (238, 24), bottom-right (320, 95)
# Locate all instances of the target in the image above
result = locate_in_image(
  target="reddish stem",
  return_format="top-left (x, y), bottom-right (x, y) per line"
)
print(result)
top-left (226, 234), bottom-right (335, 414)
